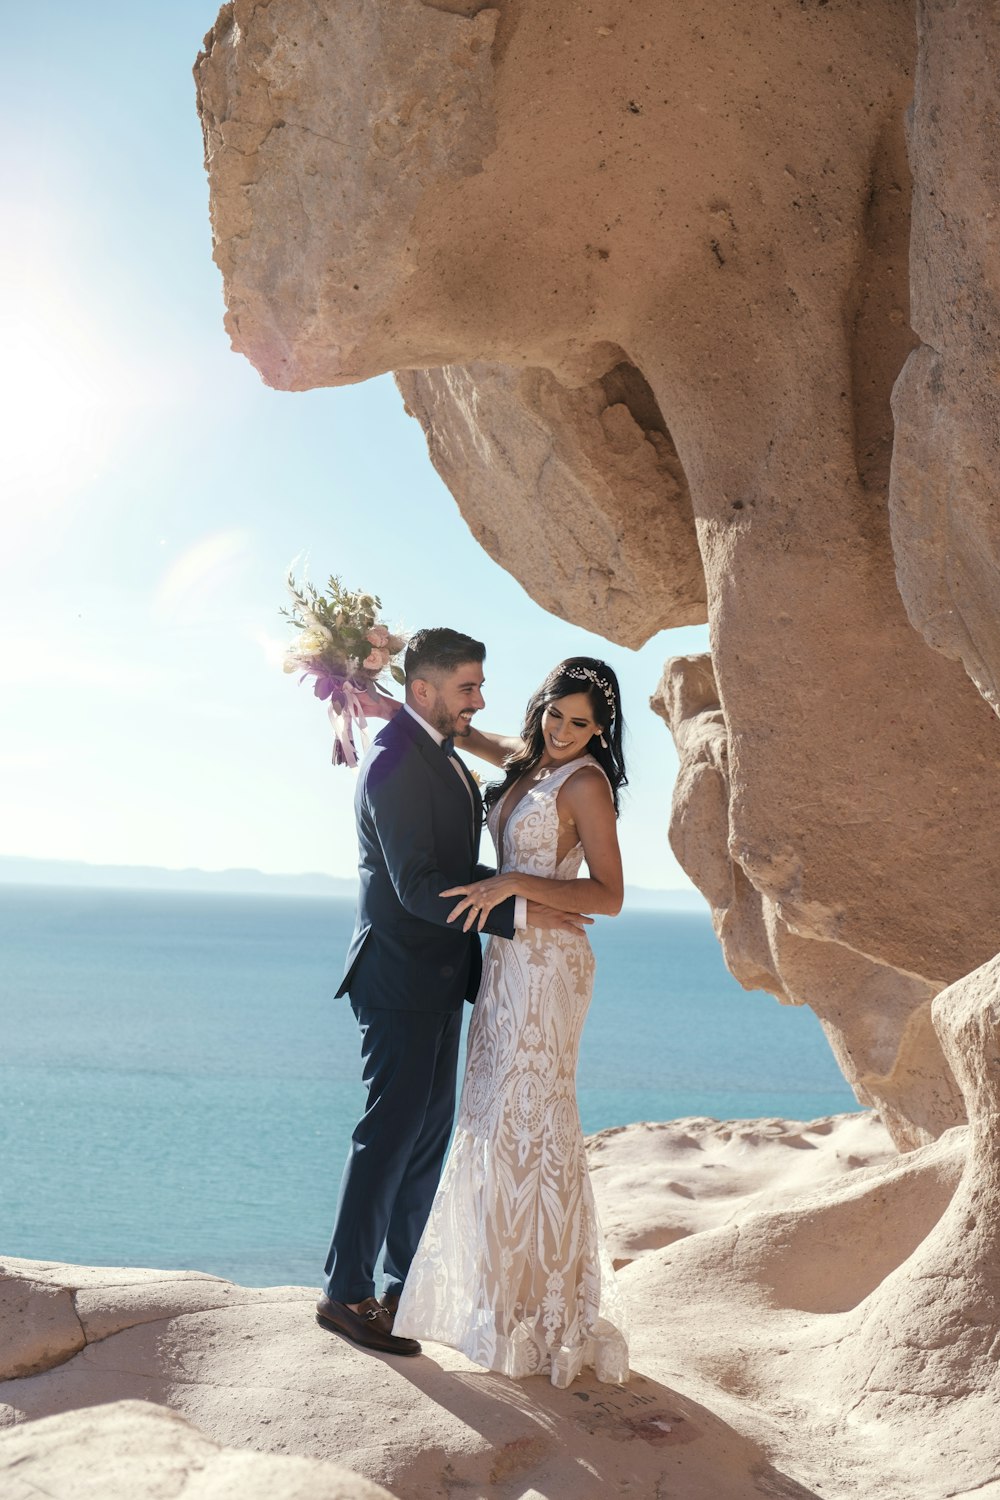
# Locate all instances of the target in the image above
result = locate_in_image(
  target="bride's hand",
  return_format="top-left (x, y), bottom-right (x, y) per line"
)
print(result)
top-left (441, 874), bottom-right (519, 932)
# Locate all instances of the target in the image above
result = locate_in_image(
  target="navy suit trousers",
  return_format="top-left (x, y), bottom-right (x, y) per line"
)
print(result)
top-left (322, 1004), bottom-right (463, 1303)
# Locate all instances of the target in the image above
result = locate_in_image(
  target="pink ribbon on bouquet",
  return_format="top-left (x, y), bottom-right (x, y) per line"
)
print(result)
top-left (304, 671), bottom-right (371, 767)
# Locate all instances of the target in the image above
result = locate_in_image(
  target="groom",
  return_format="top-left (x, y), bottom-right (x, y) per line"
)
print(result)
top-left (316, 627), bottom-right (582, 1355)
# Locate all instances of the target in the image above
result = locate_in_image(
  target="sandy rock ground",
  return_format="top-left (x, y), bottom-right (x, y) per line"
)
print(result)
top-left (0, 1399), bottom-right (395, 1500)
top-left (587, 1112), bottom-right (898, 1267)
top-left (5, 1110), bottom-right (992, 1500)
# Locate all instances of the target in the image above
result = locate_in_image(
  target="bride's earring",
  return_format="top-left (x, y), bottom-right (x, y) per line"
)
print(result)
top-left (600, 734), bottom-right (608, 748)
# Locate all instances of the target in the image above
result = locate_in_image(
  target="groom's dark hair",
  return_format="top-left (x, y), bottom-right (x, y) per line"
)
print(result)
top-left (404, 627), bottom-right (486, 684)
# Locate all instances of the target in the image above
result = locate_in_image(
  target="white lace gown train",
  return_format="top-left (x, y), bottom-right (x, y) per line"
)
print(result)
top-left (394, 756), bottom-right (630, 1387)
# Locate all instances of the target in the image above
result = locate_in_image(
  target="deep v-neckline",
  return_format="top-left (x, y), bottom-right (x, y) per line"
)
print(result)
top-left (494, 775), bottom-right (540, 858)
top-left (494, 756), bottom-right (592, 859)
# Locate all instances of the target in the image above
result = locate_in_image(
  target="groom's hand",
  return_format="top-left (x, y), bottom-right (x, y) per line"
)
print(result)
top-left (525, 901), bottom-right (594, 933)
top-left (355, 685), bottom-right (401, 721)
top-left (442, 873), bottom-right (518, 931)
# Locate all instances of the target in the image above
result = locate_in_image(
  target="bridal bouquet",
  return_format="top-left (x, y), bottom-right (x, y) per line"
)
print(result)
top-left (281, 570), bottom-right (406, 766)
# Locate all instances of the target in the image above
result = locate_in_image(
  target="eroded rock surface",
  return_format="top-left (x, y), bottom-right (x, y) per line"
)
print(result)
top-left (828, 954), bottom-right (1000, 1433)
top-left (621, 1128), bottom-right (974, 1499)
top-left (653, 652), bottom-right (966, 1150)
top-left (588, 1112), bottom-right (897, 1268)
top-left (0, 1233), bottom-right (817, 1500)
top-left (0, 1260), bottom-right (305, 1382)
top-left (0, 1400), bottom-right (394, 1500)
top-left (4, 1110), bottom-right (991, 1499)
top-left (195, 0), bottom-right (500, 388)
top-left (192, 7), bottom-right (1000, 1490)
top-left (605, 961), bottom-right (1000, 1498)
top-left (196, 0), bottom-right (1000, 1100)
top-left (889, 0), bottom-right (1000, 715)
top-left (397, 361), bottom-right (705, 646)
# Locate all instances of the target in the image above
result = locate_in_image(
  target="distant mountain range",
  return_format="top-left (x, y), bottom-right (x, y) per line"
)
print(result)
top-left (0, 855), bottom-right (357, 900)
top-left (0, 855), bottom-right (706, 911)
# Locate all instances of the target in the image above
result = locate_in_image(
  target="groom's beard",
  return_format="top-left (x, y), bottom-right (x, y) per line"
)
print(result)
top-left (428, 698), bottom-right (472, 739)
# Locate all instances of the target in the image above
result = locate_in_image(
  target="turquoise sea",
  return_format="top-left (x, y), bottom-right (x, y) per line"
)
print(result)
top-left (0, 886), bottom-right (856, 1287)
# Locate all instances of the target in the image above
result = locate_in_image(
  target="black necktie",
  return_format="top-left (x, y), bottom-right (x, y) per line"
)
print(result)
top-left (441, 736), bottom-right (456, 757)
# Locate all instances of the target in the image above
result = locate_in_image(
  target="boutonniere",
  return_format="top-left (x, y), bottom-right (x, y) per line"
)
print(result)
top-left (467, 767), bottom-right (484, 790)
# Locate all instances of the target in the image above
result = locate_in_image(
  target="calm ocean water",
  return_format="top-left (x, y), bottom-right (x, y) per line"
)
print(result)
top-left (0, 886), bottom-right (856, 1287)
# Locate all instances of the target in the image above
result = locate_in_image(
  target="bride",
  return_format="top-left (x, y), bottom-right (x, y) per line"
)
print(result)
top-left (392, 656), bottom-right (630, 1387)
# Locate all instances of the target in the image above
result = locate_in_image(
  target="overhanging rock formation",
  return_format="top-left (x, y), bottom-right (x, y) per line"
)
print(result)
top-left (653, 652), bottom-right (965, 1152)
top-left (396, 361), bottom-right (705, 646)
top-left (196, 0), bottom-right (1000, 1144)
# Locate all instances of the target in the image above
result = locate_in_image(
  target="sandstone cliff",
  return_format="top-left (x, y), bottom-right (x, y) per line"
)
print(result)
top-left (194, 0), bottom-right (1000, 1148)
top-left (184, 2), bottom-right (1000, 1493)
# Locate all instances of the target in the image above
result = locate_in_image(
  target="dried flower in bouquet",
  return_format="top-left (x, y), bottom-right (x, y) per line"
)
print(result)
top-left (281, 570), bottom-right (407, 766)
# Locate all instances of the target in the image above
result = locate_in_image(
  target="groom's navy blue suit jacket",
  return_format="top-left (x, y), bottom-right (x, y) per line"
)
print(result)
top-left (336, 708), bottom-right (516, 1010)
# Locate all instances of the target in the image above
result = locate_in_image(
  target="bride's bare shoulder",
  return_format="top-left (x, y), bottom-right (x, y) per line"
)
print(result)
top-left (558, 760), bottom-right (613, 804)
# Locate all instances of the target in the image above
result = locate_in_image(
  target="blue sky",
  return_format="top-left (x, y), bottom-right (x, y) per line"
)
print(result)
top-left (0, 1), bottom-right (707, 889)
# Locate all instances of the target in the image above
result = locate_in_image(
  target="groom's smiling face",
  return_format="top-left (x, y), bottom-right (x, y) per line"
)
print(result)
top-left (413, 661), bottom-right (486, 739)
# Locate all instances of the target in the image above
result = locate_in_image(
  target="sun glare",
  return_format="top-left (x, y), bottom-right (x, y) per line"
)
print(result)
top-left (0, 227), bottom-right (130, 527)
top-left (153, 531), bottom-right (254, 624)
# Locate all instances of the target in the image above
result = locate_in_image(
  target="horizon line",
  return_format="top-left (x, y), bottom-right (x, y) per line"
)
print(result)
top-left (0, 852), bottom-right (701, 902)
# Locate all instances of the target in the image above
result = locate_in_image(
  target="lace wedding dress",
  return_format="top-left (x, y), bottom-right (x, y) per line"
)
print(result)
top-left (394, 755), bottom-right (630, 1387)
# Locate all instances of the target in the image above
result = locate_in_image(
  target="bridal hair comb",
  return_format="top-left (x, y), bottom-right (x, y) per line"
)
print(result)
top-left (564, 665), bottom-right (617, 723)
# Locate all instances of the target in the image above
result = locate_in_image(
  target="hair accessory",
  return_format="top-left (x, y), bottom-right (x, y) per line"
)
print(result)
top-left (564, 665), bottom-right (617, 722)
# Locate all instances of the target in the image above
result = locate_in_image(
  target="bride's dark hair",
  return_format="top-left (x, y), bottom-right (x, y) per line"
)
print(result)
top-left (484, 657), bottom-right (628, 816)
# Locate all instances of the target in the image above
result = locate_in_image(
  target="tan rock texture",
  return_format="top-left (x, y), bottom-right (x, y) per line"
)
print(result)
top-left (7, 1108), bottom-right (999, 1498)
top-left (0, 1261), bottom-right (304, 1382)
top-left (889, 0), bottom-right (1000, 716)
top-left (588, 1111), bottom-right (898, 1269)
top-left (620, 1127), bottom-right (975, 1499)
top-left (653, 651), bottom-right (966, 1150)
top-left (396, 361), bottom-right (705, 646)
top-left (0, 1400), bottom-right (394, 1500)
top-left (196, 0), bottom-right (1000, 1108)
top-left (616, 962), bottom-right (1000, 1498)
top-left (195, 0), bottom-right (500, 390)
top-left (191, 8), bottom-right (1000, 1493)
top-left (0, 1237), bottom-right (819, 1500)
top-left (827, 954), bottom-right (1000, 1436)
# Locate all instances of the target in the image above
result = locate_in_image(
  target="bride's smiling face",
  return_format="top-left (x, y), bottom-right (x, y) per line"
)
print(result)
top-left (541, 693), bottom-right (601, 763)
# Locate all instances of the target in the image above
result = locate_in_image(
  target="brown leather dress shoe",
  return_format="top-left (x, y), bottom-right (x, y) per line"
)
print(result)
top-left (315, 1295), bottom-right (420, 1356)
